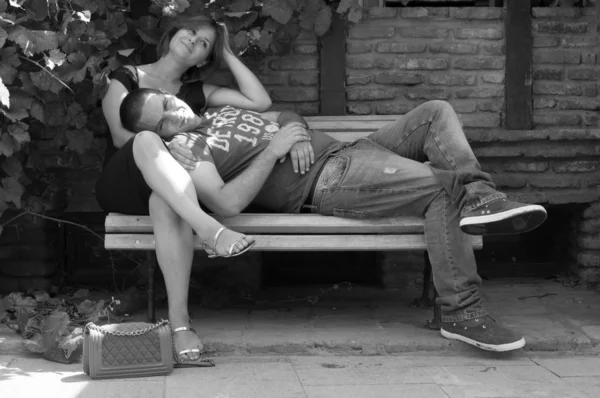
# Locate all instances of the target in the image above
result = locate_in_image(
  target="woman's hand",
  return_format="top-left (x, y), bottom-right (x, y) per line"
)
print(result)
top-left (280, 141), bottom-right (315, 174)
top-left (166, 140), bottom-right (197, 171)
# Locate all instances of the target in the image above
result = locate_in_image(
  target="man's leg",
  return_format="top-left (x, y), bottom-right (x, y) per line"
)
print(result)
top-left (367, 100), bottom-right (546, 235)
top-left (308, 141), bottom-right (524, 351)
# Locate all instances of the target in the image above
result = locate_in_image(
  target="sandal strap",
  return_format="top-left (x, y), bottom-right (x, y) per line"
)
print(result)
top-left (172, 326), bottom-right (197, 334)
top-left (212, 227), bottom-right (227, 255)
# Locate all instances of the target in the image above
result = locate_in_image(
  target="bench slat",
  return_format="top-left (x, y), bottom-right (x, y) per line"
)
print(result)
top-left (105, 234), bottom-right (483, 251)
top-left (105, 214), bottom-right (426, 234)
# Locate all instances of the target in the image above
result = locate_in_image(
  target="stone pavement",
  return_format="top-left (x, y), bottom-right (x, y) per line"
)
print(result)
top-left (1, 279), bottom-right (600, 356)
top-left (1, 352), bottom-right (600, 397)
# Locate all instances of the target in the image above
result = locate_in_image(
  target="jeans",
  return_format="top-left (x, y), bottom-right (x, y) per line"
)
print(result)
top-left (305, 100), bottom-right (505, 322)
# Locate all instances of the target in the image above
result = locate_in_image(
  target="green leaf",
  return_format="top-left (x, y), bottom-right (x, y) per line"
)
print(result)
top-left (66, 102), bottom-right (87, 129)
top-left (314, 7), bottom-right (331, 36)
top-left (55, 51), bottom-right (86, 83)
top-left (336, 0), bottom-right (353, 14)
top-left (0, 63), bottom-right (17, 84)
top-left (24, 333), bottom-right (45, 353)
top-left (58, 327), bottom-right (83, 359)
top-left (229, 0), bottom-right (254, 12)
top-left (44, 48), bottom-right (66, 70)
top-left (2, 176), bottom-right (23, 206)
top-left (66, 128), bottom-right (93, 154)
top-left (261, 0), bottom-right (294, 25)
top-left (1, 106), bottom-right (26, 121)
top-left (8, 0), bottom-right (25, 8)
top-left (30, 70), bottom-right (64, 94)
top-left (137, 28), bottom-right (159, 45)
top-left (7, 27), bottom-right (59, 55)
top-left (0, 132), bottom-right (16, 156)
top-left (233, 30), bottom-right (248, 50)
top-left (1, 46), bottom-right (19, 66)
top-left (30, 99), bottom-right (44, 122)
top-left (347, 6), bottom-right (363, 24)
top-left (8, 121), bottom-right (29, 143)
top-left (71, 0), bottom-right (98, 14)
top-left (0, 27), bottom-right (6, 48)
top-left (1, 155), bottom-right (23, 178)
top-left (0, 76), bottom-right (8, 107)
top-left (0, 0), bottom-right (6, 12)
top-left (28, 0), bottom-right (48, 20)
top-left (104, 12), bottom-right (127, 39)
top-left (42, 311), bottom-right (70, 352)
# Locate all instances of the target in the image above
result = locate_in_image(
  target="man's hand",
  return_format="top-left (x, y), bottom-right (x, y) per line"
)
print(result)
top-left (280, 141), bottom-right (314, 174)
top-left (266, 122), bottom-right (310, 159)
top-left (166, 140), bottom-right (197, 171)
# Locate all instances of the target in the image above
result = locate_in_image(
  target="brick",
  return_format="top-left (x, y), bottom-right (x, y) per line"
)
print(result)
top-left (580, 219), bottom-right (600, 234)
top-left (582, 83), bottom-right (597, 97)
top-left (577, 251), bottom-right (600, 267)
top-left (347, 87), bottom-right (397, 101)
top-left (346, 72), bottom-right (373, 85)
top-left (480, 43), bottom-right (505, 56)
top-left (534, 113), bottom-right (581, 126)
top-left (454, 28), bottom-right (503, 40)
top-left (428, 74), bottom-right (475, 86)
top-left (347, 41), bottom-right (374, 54)
top-left (347, 56), bottom-right (394, 69)
top-left (568, 68), bottom-right (598, 81)
top-left (0, 260), bottom-right (56, 277)
top-left (533, 68), bottom-right (563, 81)
top-left (270, 102), bottom-right (319, 116)
top-left (486, 161), bottom-right (549, 173)
top-left (369, 7), bottom-right (396, 19)
top-left (478, 101), bottom-right (503, 112)
top-left (270, 87), bottom-right (318, 102)
top-left (578, 235), bottom-right (600, 250)
top-left (558, 99), bottom-right (599, 111)
top-left (456, 88), bottom-right (503, 98)
top-left (533, 36), bottom-right (560, 48)
top-left (460, 114), bottom-right (500, 128)
top-left (269, 58), bottom-right (317, 71)
top-left (454, 58), bottom-right (504, 70)
top-left (395, 57), bottom-right (449, 70)
top-left (578, 267), bottom-right (600, 283)
top-left (533, 50), bottom-right (581, 64)
top-left (505, 191), bottom-right (547, 204)
top-left (399, 27), bottom-right (449, 39)
top-left (403, 88), bottom-right (452, 100)
top-left (449, 101), bottom-right (477, 113)
top-left (375, 102), bottom-right (415, 115)
top-left (258, 74), bottom-right (289, 85)
top-left (534, 22), bottom-right (588, 34)
top-left (533, 82), bottom-right (582, 95)
top-left (547, 188), bottom-right (600, 204)
top-left (452, 8), bottom-right (502, 20)
top-left (529, 175), bottom-right (580, 189)
top-left (546, 129), bottom-right (600, 140)
top-left (582, 53), bottom-right (597, 65)
top-left (532, 8), bottom-right (582, 19)
top-left (375, 72), bottom-right (424, 85)
top-left (347, 103), bottom-right (372, 115)
top-left (376, 42), bottom-right (426, 53)
top-left (481, 73), bottom-right (504, 84)
top-left (428, 43), bottom-right (478, 54)
top-left (289, 72), bottom-right (318, 86)
top-left (399, 7), bottom-right (429, 18)
top-left (534, 98), bottom-right (557, 109)
top-left (490, 173), bottom-right (527, 189)
top-left (349, 26), bottom-right (395, 39)
top-left (294, 44), bottom-right (317, 55)
top-left (562, 37), bottom-right (597, 48)
top-left (583, 202), bottom-right (600, 219)
top-left (554, 160), bottom-right (600, 173)
top-left (581, 113), bottom-right (599, 126)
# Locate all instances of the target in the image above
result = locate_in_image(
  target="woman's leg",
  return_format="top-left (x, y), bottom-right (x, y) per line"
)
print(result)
top-left (148, 193), bottom-right (201, 361)
top-left (132, 130), bottom-right (254, 254)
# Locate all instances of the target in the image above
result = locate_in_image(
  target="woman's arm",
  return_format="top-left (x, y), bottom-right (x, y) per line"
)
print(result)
top-left (101, 79), bottom-right (134, 149)
top-left (204, 50), bottom-right (272, 112)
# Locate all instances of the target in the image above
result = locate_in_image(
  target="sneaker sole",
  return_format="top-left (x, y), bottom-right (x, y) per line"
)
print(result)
top-left (459, 205), bottom-right (547, 236)
top-left (440, 328), bottom-right (526, 352)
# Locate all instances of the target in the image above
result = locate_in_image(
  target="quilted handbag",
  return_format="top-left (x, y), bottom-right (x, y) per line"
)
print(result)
top-left (83, 319), bottom-right (174, 379)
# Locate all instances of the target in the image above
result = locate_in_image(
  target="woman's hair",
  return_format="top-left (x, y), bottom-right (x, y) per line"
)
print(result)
top-left (156, 12), bottom-right (228, 83)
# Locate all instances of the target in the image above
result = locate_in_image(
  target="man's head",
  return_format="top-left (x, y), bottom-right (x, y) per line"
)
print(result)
top-left (120, 88), bottom-right (198, 137)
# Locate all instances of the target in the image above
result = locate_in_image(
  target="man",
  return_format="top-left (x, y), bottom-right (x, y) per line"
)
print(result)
top-left (121, 88), bottom-right (547, 352)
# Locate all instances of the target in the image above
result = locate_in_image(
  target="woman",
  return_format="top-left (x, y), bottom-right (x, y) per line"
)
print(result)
top-left (95, 13), bottom-right (272, 365)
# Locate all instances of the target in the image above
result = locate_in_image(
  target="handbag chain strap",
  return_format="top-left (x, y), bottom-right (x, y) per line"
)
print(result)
top-left (86, 319), bottom-right (171, 337)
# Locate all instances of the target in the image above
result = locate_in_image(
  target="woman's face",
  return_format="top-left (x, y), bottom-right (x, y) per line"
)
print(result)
top-left (169, 25), bottom-right (217, 67)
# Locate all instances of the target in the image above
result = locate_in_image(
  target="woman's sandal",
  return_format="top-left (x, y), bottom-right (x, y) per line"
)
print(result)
top-left (172, 326), bottom-right (215, 368)
top-left (203, 227), bottom-right (256, 258)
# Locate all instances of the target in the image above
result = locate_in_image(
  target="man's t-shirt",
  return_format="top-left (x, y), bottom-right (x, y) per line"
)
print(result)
top-left (171, 105), bottom-right (346, 213)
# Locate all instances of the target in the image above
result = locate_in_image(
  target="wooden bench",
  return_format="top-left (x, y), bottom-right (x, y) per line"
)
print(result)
top-left (104, 116), bottom-right (483, 326)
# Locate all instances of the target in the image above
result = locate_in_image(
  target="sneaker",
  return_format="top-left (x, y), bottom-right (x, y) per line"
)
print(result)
top-left (460, 198), bottom-right (547, 235)
top-left (440, 315), bottom-right (525, 352)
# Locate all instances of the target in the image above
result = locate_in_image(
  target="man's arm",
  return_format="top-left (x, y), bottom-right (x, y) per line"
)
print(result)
top-left (189, 122), bottom-right (310, 217)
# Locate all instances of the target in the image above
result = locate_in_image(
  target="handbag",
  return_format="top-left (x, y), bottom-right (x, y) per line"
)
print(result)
top-left (83, 319), bottom-right (174, 379)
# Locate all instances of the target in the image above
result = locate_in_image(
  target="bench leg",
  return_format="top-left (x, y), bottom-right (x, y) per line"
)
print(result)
top-left (422, 253), bottom-right (441, 330)
top-left (147, 251), bottom-right (157, 323)
top-left (410, 252), bottom-right (434, 308)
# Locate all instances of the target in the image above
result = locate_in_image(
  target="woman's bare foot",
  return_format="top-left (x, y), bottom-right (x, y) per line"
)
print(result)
top-left (203, 227), bottom-right (256, 257)
top-left (172, 325), bottom-right (204, 362)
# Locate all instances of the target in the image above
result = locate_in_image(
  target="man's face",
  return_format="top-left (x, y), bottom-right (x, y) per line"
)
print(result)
top-left (137, 92), bottom-right (198, 137)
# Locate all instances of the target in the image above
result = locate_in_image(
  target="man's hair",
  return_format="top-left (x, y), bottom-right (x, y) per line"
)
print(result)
top-left (120, 88), bottom-right (162, 133)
